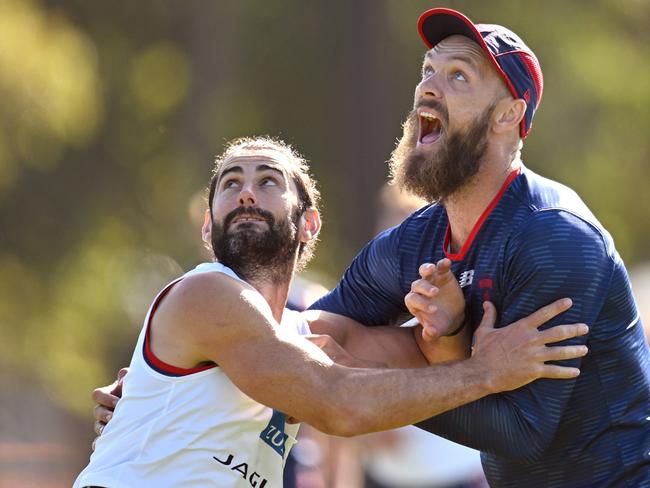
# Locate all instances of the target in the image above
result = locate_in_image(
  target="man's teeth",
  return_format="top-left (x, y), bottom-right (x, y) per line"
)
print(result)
top-left (420, 111), bottom-right (437, 121)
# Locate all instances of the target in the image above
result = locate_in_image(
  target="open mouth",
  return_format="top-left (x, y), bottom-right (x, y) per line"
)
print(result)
top-left (418, 111), bottom-right (443, 145)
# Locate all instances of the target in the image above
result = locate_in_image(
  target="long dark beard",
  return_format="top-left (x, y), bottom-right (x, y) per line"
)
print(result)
top-left (389, 104), bottom-right (493, 202)
top-left (210, 206), bottom-right (301, 284)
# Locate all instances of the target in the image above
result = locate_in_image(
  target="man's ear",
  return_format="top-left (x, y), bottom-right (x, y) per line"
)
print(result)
top-left (492, 97), bottom-right (526, 135)
top-left (299, 207), bottom-right (321, 243)
top-left (201, 209), bottom-right (212, 245)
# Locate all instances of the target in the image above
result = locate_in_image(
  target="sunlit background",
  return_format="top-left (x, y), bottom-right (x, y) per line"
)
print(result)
top-left (1, 0), bottom-right (649, 486)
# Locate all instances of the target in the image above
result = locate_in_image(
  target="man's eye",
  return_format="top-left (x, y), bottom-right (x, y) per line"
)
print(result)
top-left (422, 66), bottom-right (434, 78)
top-left (260, 177), bottom-right (278, 187)
top-left (223, 180), bottom-right (238, 189)
top-left (453, 71), bottom-right (467, 82)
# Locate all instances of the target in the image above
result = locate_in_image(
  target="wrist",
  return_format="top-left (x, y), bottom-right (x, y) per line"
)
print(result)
top-left (443, 314), bottom-right (466, 337)
top-left (467, 355), bottom-right (498, 395)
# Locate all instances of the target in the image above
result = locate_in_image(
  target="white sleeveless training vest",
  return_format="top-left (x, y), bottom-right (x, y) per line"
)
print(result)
top-left (74, 262), bottom-right (309, 488)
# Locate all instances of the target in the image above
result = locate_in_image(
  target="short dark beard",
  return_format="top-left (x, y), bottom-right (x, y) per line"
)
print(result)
top-left (390, 103), bottom-right (494, 202)
top-left (210, 206), bottom-right (301, 284)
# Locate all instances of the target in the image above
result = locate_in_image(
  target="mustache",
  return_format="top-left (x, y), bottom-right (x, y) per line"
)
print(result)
top-left (223, 206), bottom-right (274, 229)
top-left (414, 99), bottom-right (449, 125)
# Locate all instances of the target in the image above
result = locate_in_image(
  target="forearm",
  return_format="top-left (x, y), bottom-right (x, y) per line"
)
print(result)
top-left (341, 326), bottom-right (428, 368)
top-left (306, 310), bottom-right (428, 368)
top-left (223, 331), bottom-right (495, 437)
top-left (322, 357), bottom-right (495, 436)
top-left (413, 320), bottom-right (472, 364)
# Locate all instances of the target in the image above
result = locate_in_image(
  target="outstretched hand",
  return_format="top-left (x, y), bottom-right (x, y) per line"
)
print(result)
top-left (472, 299), bottom-right (589, 392)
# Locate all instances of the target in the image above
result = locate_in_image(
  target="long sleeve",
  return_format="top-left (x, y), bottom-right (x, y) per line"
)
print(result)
top-left (310, 226), bottom-right (406, 325)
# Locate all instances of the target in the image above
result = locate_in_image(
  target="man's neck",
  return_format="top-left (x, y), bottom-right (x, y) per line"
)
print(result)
top-left (247, 277), bottom-right (292, 324)
top-left (229, 260), bottom-right (296, 324)
top-left (444, 154), bottom-right (521, 254)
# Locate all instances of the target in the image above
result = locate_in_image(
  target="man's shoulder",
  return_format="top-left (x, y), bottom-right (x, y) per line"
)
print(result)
top-left (516, 167), bottom-right (599, 223)
top-left (157, 269), bottom-right (257, 330)
top-left (505, 207), bottom-right (615, 274)
top-left (176, 268), bottom-right (248, 299)
top-left (378, 201), bottom-right (446, 247)
top-left (506, 167), bottom-right (611, 244)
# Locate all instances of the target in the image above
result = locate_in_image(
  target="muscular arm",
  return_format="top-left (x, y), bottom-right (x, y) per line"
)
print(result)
top-left (155, 270), bottom-right (585, 438)
top-left (305, 258), bottom-right (470, 369)
top-left (307, 227), bottom-right (470, 367)
top-left (416, 212), bottom-right (613, 461)
top-left (304, 310), bottom-right (430, 368)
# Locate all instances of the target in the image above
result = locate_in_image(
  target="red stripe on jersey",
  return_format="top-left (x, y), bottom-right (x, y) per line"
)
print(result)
top-left (444, 168), bottom-right (521, 261)
top-left (143, 277), bottom-right (217, 376)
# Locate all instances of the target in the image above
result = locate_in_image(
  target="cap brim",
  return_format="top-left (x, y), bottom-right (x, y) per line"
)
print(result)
top-left (418, 8), bottom-right (484, 50)
top-left (418, 8), bottom-right (508, 91)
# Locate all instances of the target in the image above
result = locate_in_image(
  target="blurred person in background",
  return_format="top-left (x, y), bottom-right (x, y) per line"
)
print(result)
top-left (311, 8), bottom-right (650, 487)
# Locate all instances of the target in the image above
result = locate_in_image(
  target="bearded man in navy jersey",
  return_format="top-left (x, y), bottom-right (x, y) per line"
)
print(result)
top-left (311, 8), bottom-right (650, 488)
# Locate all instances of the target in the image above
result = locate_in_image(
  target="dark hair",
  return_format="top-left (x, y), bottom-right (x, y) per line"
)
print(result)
top-left (207, 136), bottom-right (321, 267)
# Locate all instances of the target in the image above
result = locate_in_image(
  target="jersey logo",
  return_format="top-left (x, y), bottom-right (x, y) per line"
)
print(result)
top-left (458, 270), bottom-right (474, 288)
top-left (213, 453), bottom-right (268, 487)
top-left (259, 410), bottom-right (290, 457)
top-left (479, 277), bottom-right (493, 301)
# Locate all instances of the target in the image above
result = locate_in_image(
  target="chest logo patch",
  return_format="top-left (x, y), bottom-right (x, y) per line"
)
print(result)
top-left (458, 269), bottom-right (475, 288)
top-left (259, 410), bottom-right (289, 457)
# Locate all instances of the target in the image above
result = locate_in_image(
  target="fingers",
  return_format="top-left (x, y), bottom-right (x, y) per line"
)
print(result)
top-left (304, 333), bottom-right (323, 344)
top-left (418, 260), bottom-right (453, 284)
top-left (304, 334), bottom-right (332, 349)
top-left (111, 367), bottom-right (129, 397)
top-left (421, 325), bottom-right (439, 343)
top-left (418, 262), bottom-right (437, 281)
top-left (435, 258), bottom-right (452, 274)
top-left (94, 404), bottom-right (114, 423)
top-left (538, 364), bottom-right (581, 379)
top-left (92, 386), bottom-right (119, 409)
top-left (516, 298), bottom-right (573, 329)
top-left (405, 291), bottom-right (438, 316)
top-left (91, 369), bottom-right (128, 452)
top-left (476, 301), bottom-right (497, 331)
top-left (410, 279), bottom-right (439, 299)
top-left (539, 344), bottom-right (588, 362)
top-left (94, 420), bottom-right (106, 436)
top-left (538, 323), bottom-right (589, 345)
top-left (433, 258), bottom-right (454, 286)
top-left (117, 367), bottom-right (129, 381)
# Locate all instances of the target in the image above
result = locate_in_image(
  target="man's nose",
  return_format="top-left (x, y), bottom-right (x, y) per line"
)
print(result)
top-left (238, 185), bottom-right (256, 206)
top-left (416, 73), bottom-right (442, 102)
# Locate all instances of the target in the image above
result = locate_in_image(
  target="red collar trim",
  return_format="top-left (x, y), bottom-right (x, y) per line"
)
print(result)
top-left (443, 168), bottom-right (521, 261)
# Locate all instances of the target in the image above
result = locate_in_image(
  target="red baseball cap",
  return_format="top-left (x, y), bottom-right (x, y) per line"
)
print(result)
top-left (418, 8), bottom-right (543, 138)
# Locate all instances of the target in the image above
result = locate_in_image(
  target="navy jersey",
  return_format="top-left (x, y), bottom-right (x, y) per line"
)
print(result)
top-left (312, 166), bottom-right (650, 487)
